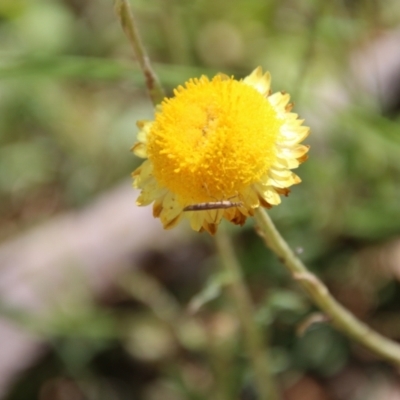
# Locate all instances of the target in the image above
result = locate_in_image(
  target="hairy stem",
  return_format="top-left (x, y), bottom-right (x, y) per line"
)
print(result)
top-left (255, 207), bottom-right (400, 367)
top-left (114, 0), bottom-right (165, 106)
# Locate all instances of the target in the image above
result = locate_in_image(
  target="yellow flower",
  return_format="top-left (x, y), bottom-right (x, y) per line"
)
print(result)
top-left (132, 67), bottom-right (309, 235)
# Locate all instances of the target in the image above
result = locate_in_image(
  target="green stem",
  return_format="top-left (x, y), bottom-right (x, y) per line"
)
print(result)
top-left (215, 229), bottom-right (280, 400)
top-left (114, 0), bottom-right (165, 106)
top-left (254, 207), bottom-right (400, 367)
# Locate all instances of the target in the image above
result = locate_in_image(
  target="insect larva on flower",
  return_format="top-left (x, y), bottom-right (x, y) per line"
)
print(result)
top-left (183, 201), bottom-right (243, 212)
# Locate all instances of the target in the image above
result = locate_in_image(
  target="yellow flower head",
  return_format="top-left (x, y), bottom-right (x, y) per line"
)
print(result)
top-left (132, 67), bottom-right (309, 234)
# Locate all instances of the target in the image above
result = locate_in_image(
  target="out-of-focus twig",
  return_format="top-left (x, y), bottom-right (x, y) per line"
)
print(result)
top-left (120, 271), bottom-right (182, 325)
top-left (215, 229), bottom-right (280, 400)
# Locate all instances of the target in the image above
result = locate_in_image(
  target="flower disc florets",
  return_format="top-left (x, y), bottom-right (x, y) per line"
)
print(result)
top-left (132, 67), bottom-right (310, 234)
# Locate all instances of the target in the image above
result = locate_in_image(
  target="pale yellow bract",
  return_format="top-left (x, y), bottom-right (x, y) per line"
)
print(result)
top-left (132, 67), bottom-right (310, 234)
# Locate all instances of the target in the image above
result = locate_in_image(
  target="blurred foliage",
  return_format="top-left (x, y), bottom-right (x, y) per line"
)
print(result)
top-left (1, 0), bottom-right (400, 399)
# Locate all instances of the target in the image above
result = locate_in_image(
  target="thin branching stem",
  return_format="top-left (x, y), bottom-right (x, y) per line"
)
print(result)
top-left (215, 228), bottom-right (280, 400)
top-left (114, 0), bottom-right (165, 106)
top-left (255, 207), bottom-right (400, 367)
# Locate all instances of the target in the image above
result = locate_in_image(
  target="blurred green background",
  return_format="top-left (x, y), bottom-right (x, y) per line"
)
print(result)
top-left (1, 0), bottom-right (400, 399)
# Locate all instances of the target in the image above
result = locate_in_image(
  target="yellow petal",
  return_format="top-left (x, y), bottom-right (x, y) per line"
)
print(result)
top-left (243, 67), bottom-right (271, 96)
